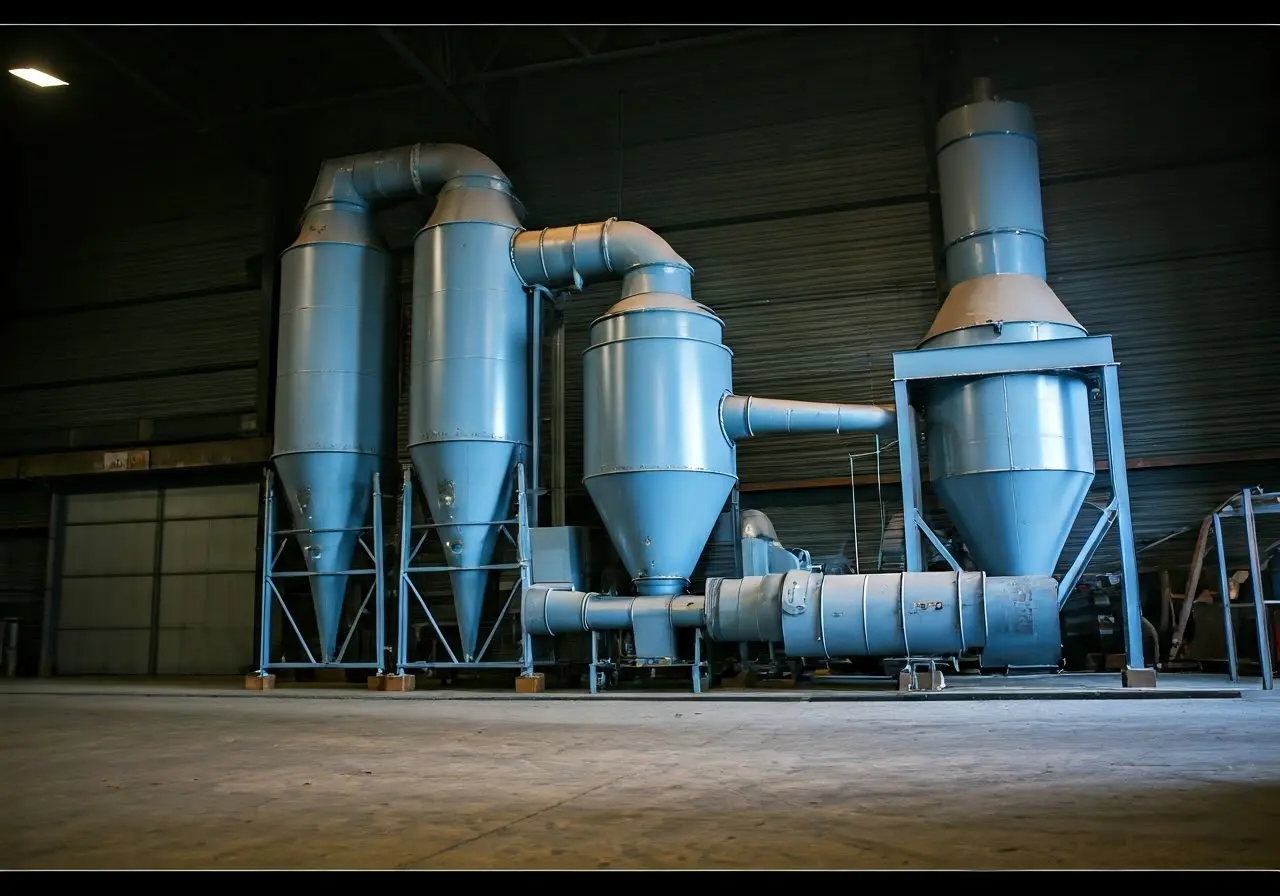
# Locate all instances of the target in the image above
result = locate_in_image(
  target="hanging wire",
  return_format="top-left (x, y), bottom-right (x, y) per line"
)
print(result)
top-left (848, 436), bottom-right (898, 572)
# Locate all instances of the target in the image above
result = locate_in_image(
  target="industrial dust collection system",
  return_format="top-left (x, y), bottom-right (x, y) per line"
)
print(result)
top-left (251, 76), bottom-right (1153, 693)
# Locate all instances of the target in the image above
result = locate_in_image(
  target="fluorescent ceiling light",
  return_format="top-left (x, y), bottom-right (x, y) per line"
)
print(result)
top-left (9, 68), bottom-right (68, 88)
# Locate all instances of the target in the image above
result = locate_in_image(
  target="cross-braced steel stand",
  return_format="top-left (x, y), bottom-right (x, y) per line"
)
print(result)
top-left (253, 468), bottom-right (389, 682)
top-left (891, 335), bottom-right (1152, 686)
top-left (1210, 488), bottom-right (1277, 691)
top-left (395, 462), bottom-right (537, 678)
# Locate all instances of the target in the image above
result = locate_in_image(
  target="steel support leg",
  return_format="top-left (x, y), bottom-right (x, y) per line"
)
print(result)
top-left (1212, 513), bottom-right (1240, 684)
top-left (692, 628), bottom-right (703, 694)
top-left (257, 469), bottom-right (275, 675)
top-left (396, 464), bottom-right (413, 675)
top-left (589, 630), bottom-right (600, 695)
top-left (372, 471), bottom-right (387, 676)
top-left (1242, 490), bottom-right (1274, 691)
top-left (1101, 366), bottom-right (1148, 682)
top-left (893, 379), bottom-right (925, 572)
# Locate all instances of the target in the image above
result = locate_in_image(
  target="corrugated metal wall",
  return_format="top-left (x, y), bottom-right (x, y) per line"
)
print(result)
top-left (485, 27), bottom-right (1278, 582)
top-left (1, 134), bottom-right (266, 454)
top-left (49, 482), bottom-right (259, 675)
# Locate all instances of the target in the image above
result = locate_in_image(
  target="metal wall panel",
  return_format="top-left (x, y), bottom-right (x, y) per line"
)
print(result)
top-left (49, 482), bottom-right (259, 676)
top-left (156, 483), bottom-right (259, 675)
top-left (2, 134), bottom-right (266, 454)
top-left (55, 491), bottom-right (159, 675)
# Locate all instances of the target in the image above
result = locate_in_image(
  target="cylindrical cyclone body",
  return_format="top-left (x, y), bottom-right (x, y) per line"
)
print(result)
top-left (922, 90), bottom-right (1095, 577)
top-left (582, 295), bottom-right (738, 596)
top-left (409, 218), bottom-right (528, 452)
top-left (408, 181), bottom-right (528, 660)
top-left (936, 100), bottom-right (1046, 285)
top-left (272, 203), bottom-right (394, 659)
top-left (275, 210), bottom-right (391, 461)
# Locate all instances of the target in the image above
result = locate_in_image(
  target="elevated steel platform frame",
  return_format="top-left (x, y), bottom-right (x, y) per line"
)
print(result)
top-left (395, 461), bottom-right (539, 677)
top-left (891, 335), bottom-right (1149, 682)
top-left (1211, 488), bottom-right (1278, 690)
top-left (254, 468), bottom-right (390, 677)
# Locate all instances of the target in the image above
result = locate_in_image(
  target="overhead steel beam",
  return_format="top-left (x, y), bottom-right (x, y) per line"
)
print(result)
top-left (374, 26), bottom-right (491, 138)
top-left (62, 27), bottom-right (271, 177)
top-left (457, 26), bottom-right (788, 85)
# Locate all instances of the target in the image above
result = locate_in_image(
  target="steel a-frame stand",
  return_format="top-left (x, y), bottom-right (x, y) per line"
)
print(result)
top-left (251, 468), bottom-right (389, 688)
top-left (891, 335), bottom-right (1153, 687)
top-left (394, 462), bottom-right (537, 680)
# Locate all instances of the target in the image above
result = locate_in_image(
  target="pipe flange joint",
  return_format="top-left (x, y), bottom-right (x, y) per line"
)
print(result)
top-left (600, 216), bottom-right (618, 275)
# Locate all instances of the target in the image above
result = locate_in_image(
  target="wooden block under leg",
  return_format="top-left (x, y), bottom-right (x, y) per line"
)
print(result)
top-left (515, 673), bottom-right (546, 694)
top-left (1122, 666), bottom-right (1158, 689)
top-left (366, 675), bottom-right (385, 691)
top-left (380, 674), bottom-right (416, 692)
top-left (245, 674), bottom-right (276, 691)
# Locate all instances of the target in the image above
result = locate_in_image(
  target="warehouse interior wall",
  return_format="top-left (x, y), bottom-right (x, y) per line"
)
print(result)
top-left (1, 26), bottom-right (1276, 673)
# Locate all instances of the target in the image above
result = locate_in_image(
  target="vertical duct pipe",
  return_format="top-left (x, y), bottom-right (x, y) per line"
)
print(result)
top-left (919, 80), bottom-right (1095, 577)
top-left (512, 219), bottom-right (894, 601)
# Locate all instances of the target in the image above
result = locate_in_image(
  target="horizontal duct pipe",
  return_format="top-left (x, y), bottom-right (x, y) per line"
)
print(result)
top-left (526, 571), bottom-right (1062, 669)
top-left (304, 142), bottom-right (511, 210)
top-left (720, 395), bottom-right (896, 441)
top-left (511, 217), bottom-right (693, 298)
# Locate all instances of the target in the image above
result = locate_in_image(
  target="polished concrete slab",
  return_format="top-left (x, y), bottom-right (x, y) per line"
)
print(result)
top-left (1, 684), bottom-right (1278, 869)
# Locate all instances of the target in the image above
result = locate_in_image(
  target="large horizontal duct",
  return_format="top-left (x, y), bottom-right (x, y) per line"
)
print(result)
top-left (525, 570), bottom-right (1062, 669)
top-left (303, 142), bottom-right (512, 210)
top-left (720, 394), bottom-right (896, 440)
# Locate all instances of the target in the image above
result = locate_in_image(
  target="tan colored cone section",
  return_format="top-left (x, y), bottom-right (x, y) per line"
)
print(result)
top-left (922, 273), bottom-right (1085, 345)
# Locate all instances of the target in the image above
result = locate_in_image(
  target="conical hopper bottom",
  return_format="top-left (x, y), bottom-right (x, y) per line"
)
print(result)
top-left (410, 441), bottom-right (517, 661)
top-left (585, 470), bottom-right (735, 592)
top-left (274, 451), bottom-right (378, 661)
top-left (934, 469), bottom-right (1092, 576)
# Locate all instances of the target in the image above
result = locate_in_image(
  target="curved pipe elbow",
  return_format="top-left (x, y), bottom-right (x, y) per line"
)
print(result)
top-left (303, 142), bottom-right (511, 212)
top-left (510, 217), bottom-right (693, 293)
top-left (721, 394), bottom-right (897, 442)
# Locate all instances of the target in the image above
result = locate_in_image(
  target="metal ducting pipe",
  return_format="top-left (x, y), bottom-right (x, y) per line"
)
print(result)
top-left (525, 571), bottom-right (1062, 669)
top-left (721, 394), bottom-right (896, 439)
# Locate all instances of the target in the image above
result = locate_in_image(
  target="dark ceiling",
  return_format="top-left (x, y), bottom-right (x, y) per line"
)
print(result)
top-left (0, 25), bottom-right (764, 148)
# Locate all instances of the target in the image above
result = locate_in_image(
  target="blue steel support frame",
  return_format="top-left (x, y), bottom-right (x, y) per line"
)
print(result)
top-left (255, 467), bottom-right (389, 675)
top-left (891, 335), bottom-right (1148, 680)
top-left (395, 461), bottom-right (538, 676)
top-left (1211, 489), bottom-right (1279, 691)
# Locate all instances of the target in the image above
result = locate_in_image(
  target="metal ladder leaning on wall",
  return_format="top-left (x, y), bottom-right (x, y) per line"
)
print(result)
top-left (1210, 488), bottom-right (1278, 690)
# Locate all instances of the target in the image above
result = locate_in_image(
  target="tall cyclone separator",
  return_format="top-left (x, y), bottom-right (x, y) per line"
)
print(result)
top-left (516, 218), bottom-right (899, 688)
top-left (404, 145), bottom-right (533, 666)
top-left (889, 77), bottom-right (1151, 682)
top-left (258, 148), bottom-right (403, 677)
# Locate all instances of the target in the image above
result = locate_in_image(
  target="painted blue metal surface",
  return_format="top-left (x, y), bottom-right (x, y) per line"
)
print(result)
top-left (935, 99), bottom-right (1047, 284)
top-left (255, 468), bottom-right (388, 674)
top-left (702, 571), bottom-right (1061, 669)
top-left (582, 294), bottom-right (738, 597)
top-left (272, 205), bottom-right (393, 660)
top-left (409, 185), bottom-right (527, 662)
top-left (892, 335), bottom-right (1116, 380)
top-left (920, 89), bottom-right (1096, 578)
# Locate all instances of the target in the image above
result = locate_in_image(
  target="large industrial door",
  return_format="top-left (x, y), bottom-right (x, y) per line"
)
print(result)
top-left (50, 481), bottom-right (259, 675)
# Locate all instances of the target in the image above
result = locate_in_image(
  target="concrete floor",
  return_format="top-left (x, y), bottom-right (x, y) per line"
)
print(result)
top-left (2, 684), bottom-right (1278, 869)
